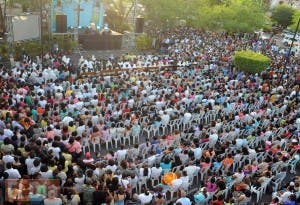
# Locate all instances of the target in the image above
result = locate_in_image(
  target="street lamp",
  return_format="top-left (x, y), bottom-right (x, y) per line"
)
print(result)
top-left (40, 0), bottom-right (44, 67)
top-left (3, 0), bottom-right (6, 35)
top-left (284, 17), bottom-right (300, 70)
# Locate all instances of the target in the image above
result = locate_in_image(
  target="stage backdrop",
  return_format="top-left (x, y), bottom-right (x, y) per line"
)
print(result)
top-left (51, 0), bottom-right (104, 32)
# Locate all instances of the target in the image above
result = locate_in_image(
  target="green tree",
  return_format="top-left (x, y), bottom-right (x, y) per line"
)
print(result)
top-left (6, 0), bottom-right (51, 12)
top-left (140, 0), bottom-right (185, 28)
top-left (289, 10), bottom-right (300, 31)
top-left (136, 34), bottom-right (152, 50)
top-left (140, 0), bottom-right (266, 33)
top-left (271, 5), bottom-right (295, 28)
top-left (0, 3), bottom-right (4, 35)
top-left (103, 0), bottom-right (134, 33)
top-left (194, 0), bottom-right (266, 33)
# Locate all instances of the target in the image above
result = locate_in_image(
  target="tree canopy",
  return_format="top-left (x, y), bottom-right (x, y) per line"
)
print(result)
top-left (289, 10), bottom-right (300, 32)
top-left (140, 0), bottom-right (267, 33)
top-left (271, 5), bottom-right (295, 28)
top-left (102, 0), bottom-right (134, 33)
top-left (2, 0), bottom-right (270, 33)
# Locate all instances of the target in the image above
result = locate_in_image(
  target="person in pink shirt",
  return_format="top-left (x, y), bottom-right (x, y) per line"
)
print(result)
top-left (101, 126), bottom-right (109, 141)
top-left (66, 137), bottom-right (82, 158)
top-left (200, 157), bottom-right (211, 170)
top-left (206, 177), bottom-right (217, 193)
top-left (251, 161), bottom-right (258, 172)
top-left (164, 134), bottom-right (171, 144)
top-left (44, 126), bottom-right (55, 139)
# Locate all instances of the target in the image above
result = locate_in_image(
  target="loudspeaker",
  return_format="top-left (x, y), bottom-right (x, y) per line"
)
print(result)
top-left (135, 17), bottom-right (144, 33)
top-left (56, 15), bottom-right (67, 33)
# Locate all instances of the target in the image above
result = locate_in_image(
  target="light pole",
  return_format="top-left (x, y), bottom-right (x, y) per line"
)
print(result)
top-left (3, 0), bottom-right (6, 34)
top-left (133, 0), bottom-right (137, 33)
top-left (40, 0), bottom-right (44, 66)
top-left (284, 17), bottom-right (300, 71)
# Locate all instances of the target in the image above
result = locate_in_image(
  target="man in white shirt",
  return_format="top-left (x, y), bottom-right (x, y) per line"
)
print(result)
top-left (183, 162), bottom-right (200, 179)
top-left (277, 185), bottom-right (293, 203)
top-left (2, 154), bottom-right (15, 169)
top-left (115, 145), bottom-right (127, 163)
top-left (30, 159), bottom-right (41, 175)
top-left (136, 190), bottom-right (153, 205)
top-left (191, 145), bottom-right (202, 160)
top-left (25, 151), bottom-right (36, 175)
top-left (170, 173), bottom-right (183, 192)
top-left (183, 111), bottom-right (192, 124)
top-left (161, 111), bottom-right (170, 125)
top-left (232, 168), bottom-right (245, 185)
top-left (209, 129), bottom-right (218, 148)
top-left (3, 124), bottom-right (14, 138)
top-left (5, 162), bottom-right (21, 179)
top-left (61, 113), bottom-right (74, 126)
top-left (150, 163), bottom-right (162, 179)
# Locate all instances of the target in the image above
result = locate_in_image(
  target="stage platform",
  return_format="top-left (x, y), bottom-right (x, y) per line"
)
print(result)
top-left (78, 30), bottom-right (123, 50)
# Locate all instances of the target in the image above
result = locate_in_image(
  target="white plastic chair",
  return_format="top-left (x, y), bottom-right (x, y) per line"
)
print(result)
top-left (123, 130), bottom-right (131, 146)
top-left (251, 186), bottom-right (264, 203)
top-left (137, 177), bottom-right (148, 194)
top-left (132, 125), bottom-right (141, 144)
top-left (288, 157), bottom-right (299, 174)
top-left (113, 135), bottom-right (122, 149)
top-left (82, 138), bottom-right (90, 154)
top-left (90, 136), bottom-right (101, 152)
top-left (159, 123), bottom-right (168, 135)
top-left (142, 125), bottom-right (154, 139)
top-left (200, 166), bottom-right (210, 181)
top-left (104, 135), bottom-right (113, 150)
top-left (271, 173), bottom-right (286, 192)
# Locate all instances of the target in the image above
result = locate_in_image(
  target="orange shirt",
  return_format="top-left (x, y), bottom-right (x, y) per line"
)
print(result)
top-left (37, 107), bottom-right (45, 115)
top-left (262, 83), bottom-right (268, 92)
top-left (222, 157), bottom-right (233, 168)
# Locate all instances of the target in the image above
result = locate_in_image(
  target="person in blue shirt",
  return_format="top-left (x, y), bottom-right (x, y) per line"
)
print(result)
top-left (284, 194), bottom-right (297, 205)
top-left (226, 172), bottom-right (233, 186)
top-left (160, 157), bottom-right (172, 173)
top-left (194, 187), bottom-right (209, 204)
top-left (212, 157), bottom-right (222, 172)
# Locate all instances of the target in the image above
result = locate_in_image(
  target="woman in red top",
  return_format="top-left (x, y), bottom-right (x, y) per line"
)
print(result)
top-left (61, 125), bottom-right (69, 138)
top-left (211, 195), bottom-right (224, 205)
top-left (122, 104), bottom-right (130, 114)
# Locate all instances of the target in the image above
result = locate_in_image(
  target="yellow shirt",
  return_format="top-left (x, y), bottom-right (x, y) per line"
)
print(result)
top-left (40, 120), bottom-right (48, 129)
top-left (270, 94), bottom-right (277, 103)
top-left (68, 125), bottom-right (77, 133)
top-left (65, 89), bottom-right (73, 97)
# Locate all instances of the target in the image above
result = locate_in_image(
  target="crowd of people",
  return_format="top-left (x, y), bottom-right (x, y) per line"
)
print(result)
top-left (0, 27), bottom-right (299, 205)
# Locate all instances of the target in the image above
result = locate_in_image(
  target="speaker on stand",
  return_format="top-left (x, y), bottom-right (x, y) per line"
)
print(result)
top-left (56, 14), bottom-right (67, 33)
top-left (135, 17), bottom-right (144, 33)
